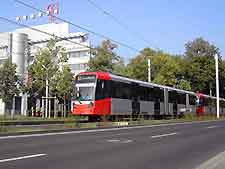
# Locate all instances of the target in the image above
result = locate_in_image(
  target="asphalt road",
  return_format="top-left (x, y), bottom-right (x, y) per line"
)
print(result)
top-left (1, 120), bottom-right (225, 169)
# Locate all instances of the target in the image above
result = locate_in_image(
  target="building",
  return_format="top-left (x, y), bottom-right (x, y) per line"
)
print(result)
top-left (0, 22), bottom-right (90, 115)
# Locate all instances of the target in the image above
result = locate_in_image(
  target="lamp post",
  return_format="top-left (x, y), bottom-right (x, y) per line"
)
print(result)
top-left (215, 54), bottom-right (219, 119)
top-left (42, 65), bottom-right (49, 118)
top-left (148, 58), bottom-right (151, 82)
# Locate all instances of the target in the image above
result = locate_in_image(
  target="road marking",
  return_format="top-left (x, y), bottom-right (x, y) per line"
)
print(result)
top-left (121, 139), bottom-right (133, 143)
top-left (151, 132), bottom-right (178, 138)
top-left (0, 154), bottom-right (47, 163)
top-left (111, 132), bottom-right (130, 136)
top-left (106, 139), bottom-right (133, 143)
top-left (206, 125), bottom-right (219, 129)
top-left (107, 139), bottom-right (120, 143)
top-left (0, 120), bottom-right (224, 140)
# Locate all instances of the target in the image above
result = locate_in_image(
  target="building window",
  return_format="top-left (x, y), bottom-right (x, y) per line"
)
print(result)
top-left (68, 51), bottom-right (89, 58)
top-left (69, 63), bottom-right (88, 71)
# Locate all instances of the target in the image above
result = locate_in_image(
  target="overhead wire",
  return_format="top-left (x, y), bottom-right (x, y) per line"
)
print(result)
top-left (86, 0), bottom-right (153, 47)
top-left (14, 0), bottom-right (140, 53)
top-left (0, 16), bottom-right (95, 51)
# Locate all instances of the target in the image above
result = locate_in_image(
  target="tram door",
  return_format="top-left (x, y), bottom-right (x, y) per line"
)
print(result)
top-left (131, 83), bottom-right (140, 115)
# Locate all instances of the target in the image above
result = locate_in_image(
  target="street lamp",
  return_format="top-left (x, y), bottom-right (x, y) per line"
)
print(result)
top-left (42, 65), bottom-right (49, 118)
top-left (148, 58), bottom-right (151, 82)
top-left (215, 54), bottom-right (220, 119)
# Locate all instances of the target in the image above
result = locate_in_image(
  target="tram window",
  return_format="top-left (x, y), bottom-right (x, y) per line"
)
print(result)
top-left (168, 91), bottom-right (177, 103)
top-left (148, 88), bottom-right (154, 101)
top-left (189, 95), bottom-right (196, 105)
top-left (140, 87), bottom-right (147, 101)
top-left (152, 87), bottom-right (164, 102)
top-left (140, 86), bottom-right (153, 101)
top-left (95, 79), bottom-right (110, 100)
top-left (111, 81), bottom-right (131, 99)
top-left (177, 93), bottom-right (186, 104)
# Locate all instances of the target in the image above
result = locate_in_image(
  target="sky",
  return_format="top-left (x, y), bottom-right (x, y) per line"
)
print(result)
top-left (0, 0), bottom-right (225, 60)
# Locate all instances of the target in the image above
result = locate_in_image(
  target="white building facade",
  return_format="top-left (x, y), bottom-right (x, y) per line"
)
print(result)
top-left (0, 22), bottom-right (90, 115)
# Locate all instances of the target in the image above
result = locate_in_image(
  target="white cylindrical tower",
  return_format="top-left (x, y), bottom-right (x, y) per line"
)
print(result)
top-left (11, 33), bottom-right (28, 76)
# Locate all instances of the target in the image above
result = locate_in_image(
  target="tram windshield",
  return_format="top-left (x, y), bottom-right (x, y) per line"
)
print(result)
top-left (77, 86), bottom-right (94, 101)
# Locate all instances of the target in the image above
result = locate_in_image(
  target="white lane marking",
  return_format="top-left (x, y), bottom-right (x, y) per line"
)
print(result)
top-left (106, 139), bottom-right (133, 143)
top-left (0, 154), bottom-right (47, 163)
top-left (0, 120), bottom-right (224, 140)
top-left (121, 140), bottom-right (133, 143)
top-left (111, 132), bottom-right (130, 136)
top-left (206, 125), bottom-right (219, 129)
top-left (151, 132), bottom-right (178, 138)
top-left (107, 139), bottom-right (120, 142)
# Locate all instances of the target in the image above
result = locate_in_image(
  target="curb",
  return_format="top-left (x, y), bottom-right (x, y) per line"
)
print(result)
top-left (0, 119), bottom-right (224, 137)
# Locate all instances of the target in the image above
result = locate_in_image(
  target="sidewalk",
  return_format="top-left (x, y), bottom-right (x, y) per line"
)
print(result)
top-left (196, 150), bottom-right (225, 169)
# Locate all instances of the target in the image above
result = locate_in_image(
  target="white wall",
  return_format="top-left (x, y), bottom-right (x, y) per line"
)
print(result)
top-left (15, 22), bottom-right (69, 41)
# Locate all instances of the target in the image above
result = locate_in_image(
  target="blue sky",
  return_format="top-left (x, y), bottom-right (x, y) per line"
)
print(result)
top-left (1, 0), bottom-right (225, 60)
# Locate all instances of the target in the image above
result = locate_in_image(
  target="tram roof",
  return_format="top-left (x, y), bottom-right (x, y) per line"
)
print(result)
top-left (77, 71), bottom-right (225, 101)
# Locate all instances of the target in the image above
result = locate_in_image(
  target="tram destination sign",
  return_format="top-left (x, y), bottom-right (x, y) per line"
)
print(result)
top-left (77, 74), bottom-right (96, 83)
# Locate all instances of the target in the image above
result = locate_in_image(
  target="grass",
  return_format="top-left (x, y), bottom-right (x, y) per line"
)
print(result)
top-left (0, 113), bottom-right (225, 134)
top-left (0, 114), bottom-right (87, 122)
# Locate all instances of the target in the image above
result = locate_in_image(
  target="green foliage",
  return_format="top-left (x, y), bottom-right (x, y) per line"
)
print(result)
top-left (188, 56), bottom-right (215, 92)
top-left (126, 53), bottom-right (148, 81)
top-left (88, 40), bottom-right (125, 73)
top-left (51, 65), bottom-right (74, 99)
top-left (0, 59), bottom-right (20, 104)
top-left (185, 37), bottom-right (220, 59)
top-left (152, 55), bottom-right (179, 86)
top-left (176, 80), bottom-right (191, 91)
top-left (184, 37), bottom-right (221, 94)
top-left (27, 39), bottom-right (68, 98)
top-left (126, 48), bottom-right (187, 89)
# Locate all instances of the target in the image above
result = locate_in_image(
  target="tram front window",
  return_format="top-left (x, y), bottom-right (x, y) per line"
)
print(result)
top-left (77, 87), bottom-right (94, 101)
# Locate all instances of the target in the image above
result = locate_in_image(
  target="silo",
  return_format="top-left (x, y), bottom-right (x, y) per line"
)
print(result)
top-left (11, 33), bottom-right (28, 75)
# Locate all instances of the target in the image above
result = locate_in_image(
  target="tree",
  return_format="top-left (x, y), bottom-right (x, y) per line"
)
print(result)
top-left (50, 65), bottom-right (74, 117)
top-left (185, 37), bottom-right (220, 59)
top-left (0, 59), bottom-right (20, 106)
top-left (184, 38), bottom-right (220, 94)
top-left (126, 52), bottom-right (148, 81)
top-left (28, 39), bottom-right (67, 98)
top-left (126, 48), bottom-right (192, 90)
top-left (88, 40), bottom-right (124, 73)
top-left (26, 38), bottom-right (71, 116)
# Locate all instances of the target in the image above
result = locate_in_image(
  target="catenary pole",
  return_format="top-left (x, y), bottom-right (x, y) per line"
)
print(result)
top-left (148, 58), bottom-right (151, 82)
top-left (215, 54), bottom-right (220, 119)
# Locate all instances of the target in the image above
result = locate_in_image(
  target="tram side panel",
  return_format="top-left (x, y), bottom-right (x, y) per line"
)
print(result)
top-left (139, 86), bottom-right (154, 115)
top-left (111, 98), bottom-right (132, 115)
top-left (110, 80), bottom-right (132, 115)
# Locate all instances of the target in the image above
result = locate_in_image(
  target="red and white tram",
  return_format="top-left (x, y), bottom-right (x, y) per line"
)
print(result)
top-left (71, 71), bottom-right (225, 120)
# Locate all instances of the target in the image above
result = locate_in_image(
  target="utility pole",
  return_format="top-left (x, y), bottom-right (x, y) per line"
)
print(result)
top-left (42, 65), bottom-right (49, 118)
top-left (148, 58), bottom-right (151, 82)
top-left (215, 54), bottom-right (220, 119)
top-left (45, 70), bottom-right (49, 118)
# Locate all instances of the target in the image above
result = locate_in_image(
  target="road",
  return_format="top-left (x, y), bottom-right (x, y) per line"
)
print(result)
top-left (1, 120), bottom-right (225, 169)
